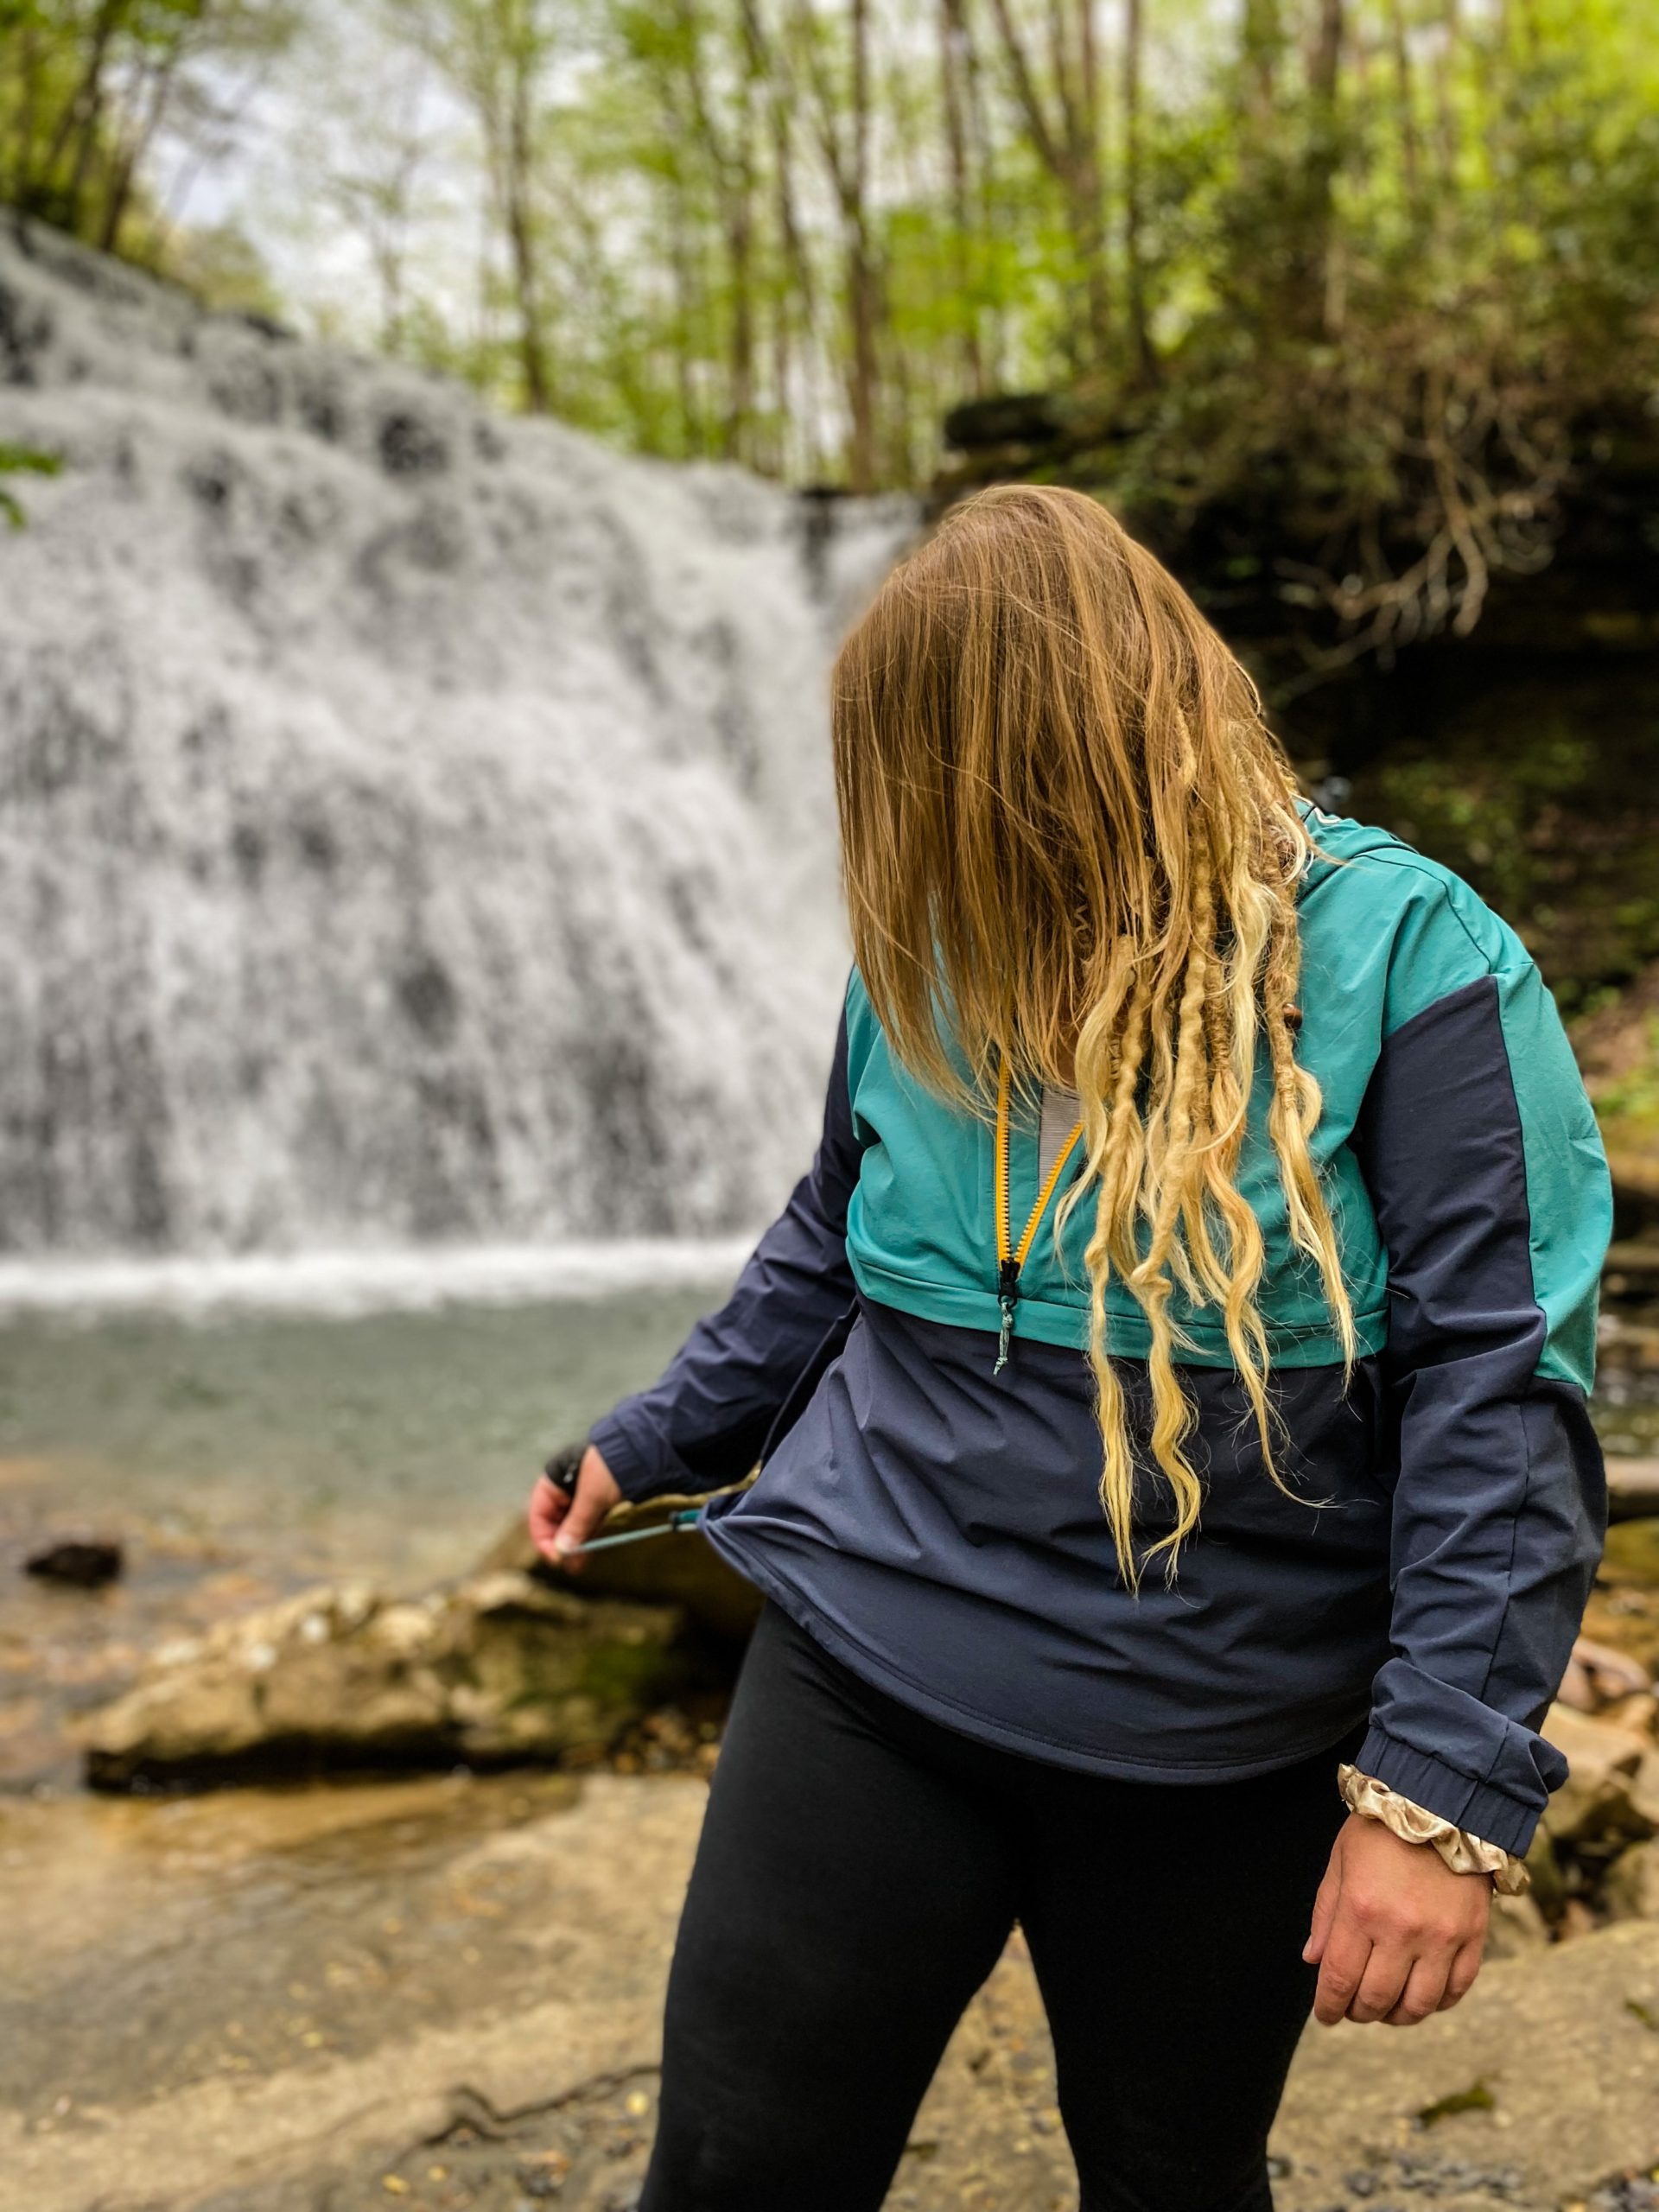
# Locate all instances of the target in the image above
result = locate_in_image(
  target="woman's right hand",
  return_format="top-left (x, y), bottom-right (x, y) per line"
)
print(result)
top-left (528, 1445), bottom-right (622, 1572)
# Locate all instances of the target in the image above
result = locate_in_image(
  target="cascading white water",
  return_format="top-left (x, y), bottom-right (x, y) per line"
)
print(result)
top-left (0, 220), bottom-right (914, 1262)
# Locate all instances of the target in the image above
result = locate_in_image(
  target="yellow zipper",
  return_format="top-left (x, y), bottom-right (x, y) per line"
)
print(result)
top-left (994, 1058), bottom-right (1084, 1375)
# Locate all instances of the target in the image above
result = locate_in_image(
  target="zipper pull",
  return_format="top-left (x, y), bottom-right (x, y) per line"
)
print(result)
top-left (995, 1255), bottom-right (1020, 1375)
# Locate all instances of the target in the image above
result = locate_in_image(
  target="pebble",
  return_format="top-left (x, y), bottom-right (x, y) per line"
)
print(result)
top-left (24, 1536), bottom-right (124, 1589)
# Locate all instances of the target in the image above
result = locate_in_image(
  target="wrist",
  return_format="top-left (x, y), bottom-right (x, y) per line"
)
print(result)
top-left (1338, 1764), bottom-right (1529, 1895)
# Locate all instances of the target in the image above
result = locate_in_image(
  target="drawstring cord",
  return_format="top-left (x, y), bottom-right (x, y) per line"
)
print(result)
top-left (993, 1058), bottom-right (1084, 1376)
top-left (565, 1506), bottom-right (704, 1556)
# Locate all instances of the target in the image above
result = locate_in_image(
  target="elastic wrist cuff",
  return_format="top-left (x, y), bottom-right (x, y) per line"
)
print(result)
top-left (586, 1410), bottom-right (677, 1503)
top-left (1338, 1764), bottom-right (1530, 1894)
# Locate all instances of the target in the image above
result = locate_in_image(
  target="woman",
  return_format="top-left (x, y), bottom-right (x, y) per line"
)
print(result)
top-left (527, 486), bottom-right (1611, 2212)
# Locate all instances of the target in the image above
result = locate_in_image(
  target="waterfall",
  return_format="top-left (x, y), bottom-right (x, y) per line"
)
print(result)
top-left (0, 220), bottom-right (915, 1262)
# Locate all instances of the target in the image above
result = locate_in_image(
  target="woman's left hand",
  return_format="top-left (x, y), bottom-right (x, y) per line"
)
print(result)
top-left (1304, 1814), bottom-right (1491, 2027)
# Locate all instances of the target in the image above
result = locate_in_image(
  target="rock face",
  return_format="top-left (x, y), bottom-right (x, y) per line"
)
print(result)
top-left (1605, 1837), bottom-right (1659, 1921)
top-left (78, 1571), bottom-right (689, 1789)
top-left (475, 1494), bottom-right (763, 1643)
top-left (1541, 1703), bottom-right (1656, 1848)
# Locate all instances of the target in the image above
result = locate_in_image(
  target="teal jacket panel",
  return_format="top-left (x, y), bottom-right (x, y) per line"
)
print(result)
top-left (842, 804), bottom-right (1610, 1382)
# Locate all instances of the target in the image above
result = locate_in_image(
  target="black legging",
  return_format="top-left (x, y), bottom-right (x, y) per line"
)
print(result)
top-left (639, 1600), bottom-right (1360, 2212)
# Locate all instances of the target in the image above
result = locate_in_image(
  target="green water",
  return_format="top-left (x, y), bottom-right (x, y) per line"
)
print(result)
top-left (0, 1287), bottom-right (720, 1587)
top-left (3, 1290), bottom-right (1653, 1583)
top-left (0, 1285), bottom-right (733, 1791)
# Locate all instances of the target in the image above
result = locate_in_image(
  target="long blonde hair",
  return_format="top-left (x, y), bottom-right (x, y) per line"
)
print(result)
top-left (832, 483), bottom-right (1355, 1582)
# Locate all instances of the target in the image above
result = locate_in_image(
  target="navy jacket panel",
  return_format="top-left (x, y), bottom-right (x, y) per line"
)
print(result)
top-left (587, 1004), bottom-right (866, 1503)
top-left (1348, 975), bottom-right (1606, 1853)
top-left (702, 1295), bottom-right (1391, 1778)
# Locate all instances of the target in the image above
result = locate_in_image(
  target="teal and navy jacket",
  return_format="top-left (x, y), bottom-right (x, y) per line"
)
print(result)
top-left (590, 805), bottom-right (1612, 1854)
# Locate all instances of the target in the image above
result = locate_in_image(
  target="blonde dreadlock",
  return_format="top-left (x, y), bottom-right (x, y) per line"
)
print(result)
top-left (831, 483), bottom-right (1356, 1584)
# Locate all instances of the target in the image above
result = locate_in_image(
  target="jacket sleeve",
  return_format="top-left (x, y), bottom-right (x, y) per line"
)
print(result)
top-left (586, 988), bottom-right (865, 1503)
top-left (1349, 949), bottom-right (1612, 1857)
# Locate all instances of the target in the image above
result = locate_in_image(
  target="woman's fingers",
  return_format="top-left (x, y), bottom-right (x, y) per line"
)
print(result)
top-left (1382, 1951), bottom-right (1451, 2027)
top-left (1312, 1916), bottom-right (1372, 2025)
top-left (527, 1474), bottom-right (570, 1561)
top-left (528, 1447), bottom-right (624, 1570)
top-left (1435, 1936), bottom-right (1486, 2012)
top-left (1302, 1856), bottom-right (1341, 1966)
top-left (1345, 1937), bottom-right (1415, 2024)
top-left (551, 1480), bottom-right (608, 1569)
top-left (546, 1446), bottom-right (625, 1573)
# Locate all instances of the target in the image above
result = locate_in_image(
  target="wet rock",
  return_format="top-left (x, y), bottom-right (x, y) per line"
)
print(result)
top-left (1605, 1458), bottom-right (1659, 1522)
top-left (1523, 1828), bottom-right (1568, 1918)
top-left (1589, 2180), bottom-right (1659, 2212)
top-left (1541, 1704), bottom-right (1656, 1847)
top-left (477, 1497), bottom-right (763, 1645)
top-left (1603, 1690), bottom-right (1659, 1738)
top-left (78, 1571), bottom-right (689, 1789)
top-left (941, 390), bottom-right (1069, 454)
top-left (1484, 1891), bottom-right (1552, 1956)
top-left (1631, 1749), bottom-right (1659, 1829)
top-left (1600, 1518), bottom-right (1659, 1588)
top-left (23, 1535), bottom-right (124, 1588)
top-left (1570, 1637), bottom-right (1653, 1707)
top-left (1602, 1838), bottom-right (1659, 1922)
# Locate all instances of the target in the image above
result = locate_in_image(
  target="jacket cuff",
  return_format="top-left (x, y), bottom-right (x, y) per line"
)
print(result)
top-left (586, 1406), bottom-right (689, 1504)
top-left (1339, 1765), bottom-right (1530, 1891)
top-left (1353, 1726), bottom-right (1545, 1859)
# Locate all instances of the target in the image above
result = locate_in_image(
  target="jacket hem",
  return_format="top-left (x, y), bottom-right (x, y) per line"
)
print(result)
top-left (707, 1514), bottom-right (1370, 1784)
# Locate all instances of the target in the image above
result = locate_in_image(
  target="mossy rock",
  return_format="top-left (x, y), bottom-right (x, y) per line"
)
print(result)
top-left (78, 1573), bottom-right (691, 1789)
top-left (1600, 1517), bottom-right (1659, 1588)
top-left (476, 1496), bottom-right (763, 1644)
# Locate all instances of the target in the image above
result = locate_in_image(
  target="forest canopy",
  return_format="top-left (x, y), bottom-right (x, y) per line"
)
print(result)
top-left (3, 0), bottom-right (1656, 652)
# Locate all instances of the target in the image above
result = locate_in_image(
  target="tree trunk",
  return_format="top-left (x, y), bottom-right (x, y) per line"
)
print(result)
top-left (1240, 0), bottom-right (1281, 121)
top-left (845, 0), bottom-right (878, 492)
top-left (504, 36), bottom-right (550, 413)
top-left (1386, 0), bottom-right (1421, 207)
top-left (1071, 0), bottom-right (1110, 372)
top-left (1122, 0), bottom-right (1153, 381)
top-left (43, 0), bottom-right (125, 190)
top-left (790, 0), bottom-right (883, 490)
top-left (59, 0), bottom-right (132, 234)
top-left (724, 174), bottom-right (755, 465)
top-left (10, 28), bottom-right (44, 206)
top-left (675, 0), bottom-right (757, 462)
top-left (986, 0), bottom-right (1110, 372)
top-left (100, 41), bottom-right (182, 252)
top-left (938, 0), bottom-right (986, 397)
top-left (667, 181), bottom-right (704, 457)
top-left (1295, 0), bottom-right (1346, 338)
top-left (1433, 0), bottom-right (1461, 184)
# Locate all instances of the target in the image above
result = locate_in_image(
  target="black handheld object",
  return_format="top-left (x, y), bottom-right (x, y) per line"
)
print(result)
top-left (543, 1443), bottom-right (584, 1497)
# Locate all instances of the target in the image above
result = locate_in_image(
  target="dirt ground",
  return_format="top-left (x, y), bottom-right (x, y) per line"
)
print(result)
top-left (3, 1767), bottom-right (1656, 2212)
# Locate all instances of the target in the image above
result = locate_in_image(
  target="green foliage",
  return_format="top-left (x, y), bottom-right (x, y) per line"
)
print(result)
top-left (0, 0), bottom-right (297, 281)
top-left (0, 440), bottom-right (63, 528)
top-left (1007, 4), bottom-right (1659, 656)
top-left (6, 0), bottom-right (1656, 588)
top-left (1594, 1022), bottom-right (1659, 1135)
